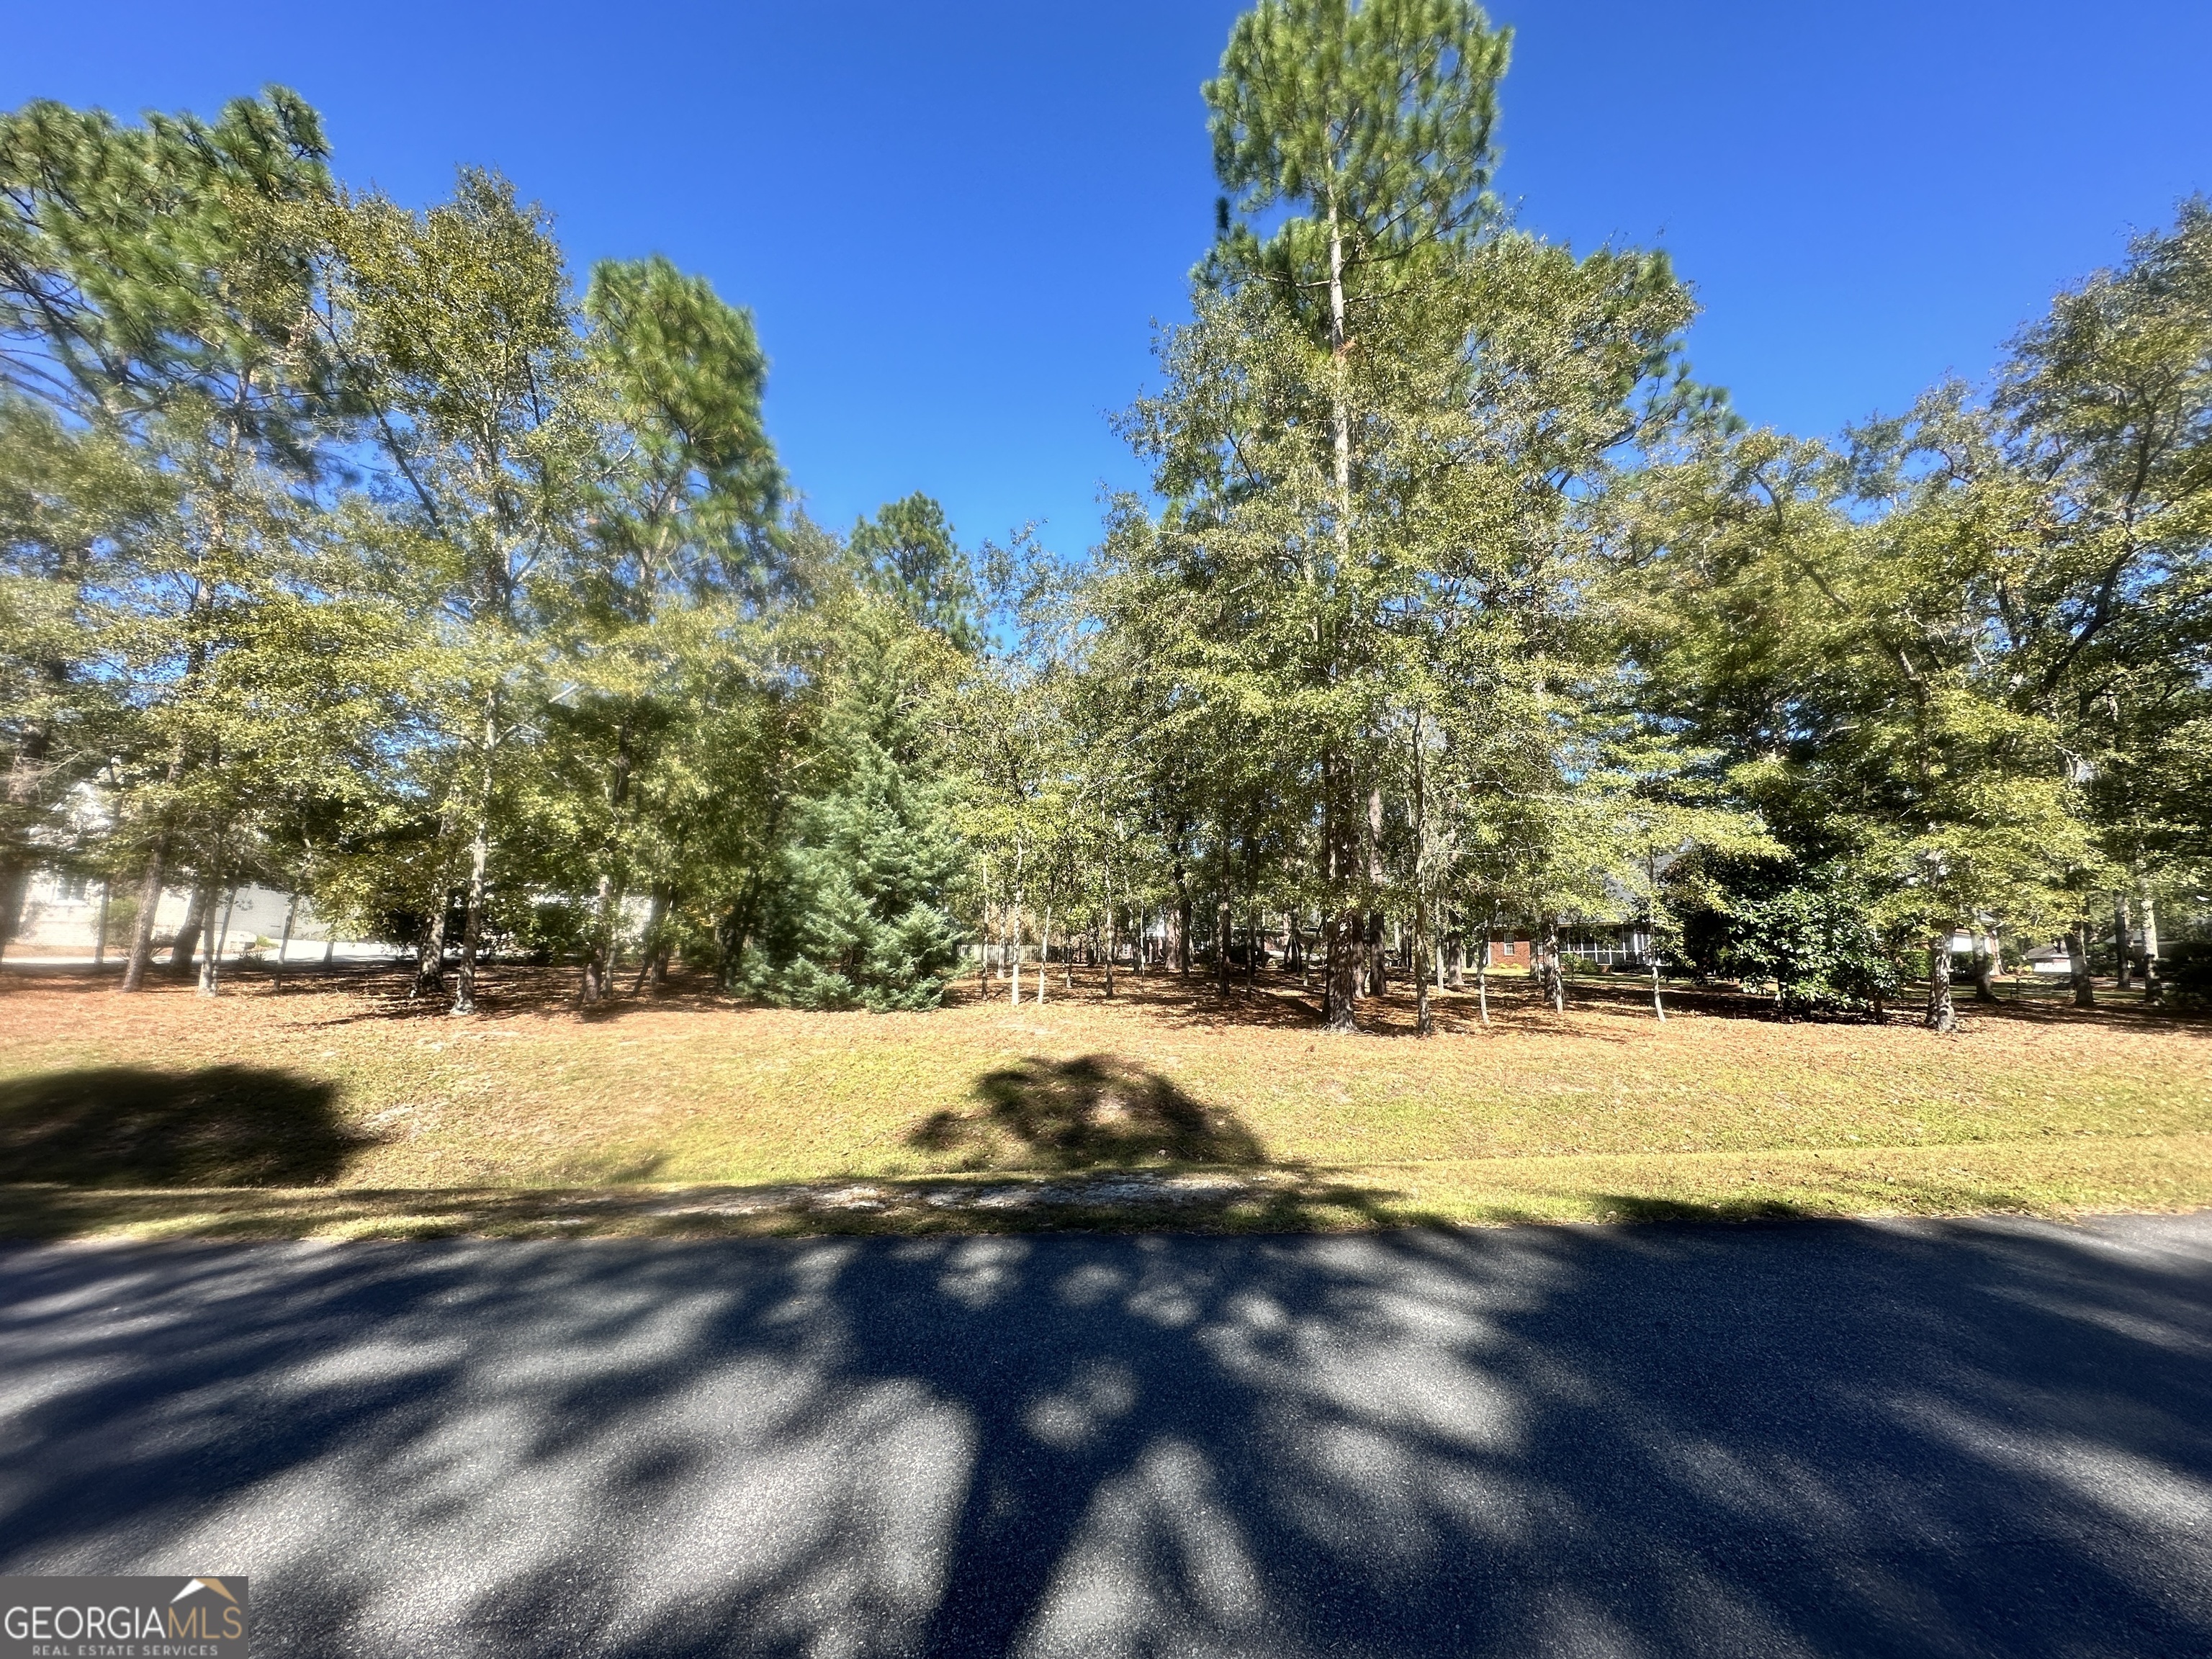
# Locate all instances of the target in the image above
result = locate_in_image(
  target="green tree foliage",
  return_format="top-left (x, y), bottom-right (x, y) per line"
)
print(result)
top-left (0, 35), bottom-right (2201, 1041)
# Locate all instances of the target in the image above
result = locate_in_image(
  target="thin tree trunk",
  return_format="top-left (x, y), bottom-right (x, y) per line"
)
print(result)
top-left (0, 855), bottom-right (29, 968)
top-left (631, 886), bottom-right (667, 994)
top-left (1173, 862), bottom-right (1192, 978)
top-left (1475, 927), bottom-right (1491, 1027)
top-left (2066, 921), bottom-right (2094, 1009)
top-left (2142, 889), bottom-right (2164, 1006)
top-left (323, 932), bottom-right (336, 969)
top-left (2113, 896), bottom-right (2134, 992)
top-left (1542, 916), bottom-right (1565, 1012)
top-left (582, 873), bottom-right (613, 1004)
top-left (453, 826), bottom-right (488, 1015)
top-left (272, 891), bottom-right (298, 992)
top-left (94, 878), bottom-right (111, 968)
top-left (120, 839), bottom-right (168, 992)
top-left (1925, 933), bottom-right (1957, 1033)
top-left (1415, 900), bottom-right (1431, 1038)
top-left (1102, 866), bottom-right (1117, 999)
top-left (199, 885), bottom-right (237, 997)
top-left (452, 701), bottom-right (496, 1017)
top-left (1038, 907), bottom-right (1050, 1005)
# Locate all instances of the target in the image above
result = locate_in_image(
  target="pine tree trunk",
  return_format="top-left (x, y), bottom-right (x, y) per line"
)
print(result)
top-left (199, 885), bottom-right (236, 997)
top-left (167, 881), bottom-right (209, 979)
top-left (2066, 922), bottom-right (2094, 1009)
top-left (1925, 933), bottom-right (1957, 1033)
top-left (1102, 870), bottom-right (1117, 999)
top-left (2142, 889), bottom-right (2164, 1006)
top-left (1446, 932), bottom-right (1465, 990)
top-left (272, 892), bottom-right (298, 992)
top-left (1415, 893), bottom-right (1432, 1038)
top-left (0, 853), bottom-right (29, 968)
top-left (120, 839), bottom-right (168, 992)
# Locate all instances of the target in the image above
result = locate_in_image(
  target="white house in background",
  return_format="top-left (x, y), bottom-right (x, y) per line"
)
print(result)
top-left (6, 868), bottom-right (386, 963)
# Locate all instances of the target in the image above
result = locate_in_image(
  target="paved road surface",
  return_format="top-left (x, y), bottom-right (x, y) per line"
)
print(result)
top-left (4, 1215), bottom-right (2210, 1657)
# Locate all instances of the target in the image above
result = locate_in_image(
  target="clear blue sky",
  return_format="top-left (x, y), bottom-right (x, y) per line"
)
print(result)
top-left (9, 1), bottom-right (2209, 556)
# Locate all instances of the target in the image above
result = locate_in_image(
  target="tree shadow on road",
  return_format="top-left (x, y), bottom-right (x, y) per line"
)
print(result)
top-left (4, 1215), bottom-right (2209, 1658)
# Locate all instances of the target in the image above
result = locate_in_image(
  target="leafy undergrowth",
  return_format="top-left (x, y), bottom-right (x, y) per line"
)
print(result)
top-left (1, 962), bottom-right (2206, 1239)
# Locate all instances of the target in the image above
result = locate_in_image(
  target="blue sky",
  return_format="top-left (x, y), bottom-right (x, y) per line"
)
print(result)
top-left (8, 1), bottom-right (2209, 556)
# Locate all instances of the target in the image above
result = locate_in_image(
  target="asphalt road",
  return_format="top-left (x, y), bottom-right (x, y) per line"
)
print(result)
top-left (4, 1215), bottom-right (2210, 1658)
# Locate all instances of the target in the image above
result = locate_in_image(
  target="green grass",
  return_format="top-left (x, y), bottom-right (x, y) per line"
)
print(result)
top-left (1, 963), bottom-right (2206, 1238)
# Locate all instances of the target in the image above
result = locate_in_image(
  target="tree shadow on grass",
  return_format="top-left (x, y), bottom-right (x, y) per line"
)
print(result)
top-left (0, 1065), bottom-right (367, 1187)
top-left (909, 1054), bottom-right (1267, 1172)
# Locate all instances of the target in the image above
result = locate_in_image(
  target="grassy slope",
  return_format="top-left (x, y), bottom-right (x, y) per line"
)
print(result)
top-left (1, 965), bottom-right (2206, 1238)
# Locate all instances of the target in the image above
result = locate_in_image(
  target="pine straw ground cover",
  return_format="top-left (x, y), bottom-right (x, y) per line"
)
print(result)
top-left (0, 962), bottom-right (2206, 1239)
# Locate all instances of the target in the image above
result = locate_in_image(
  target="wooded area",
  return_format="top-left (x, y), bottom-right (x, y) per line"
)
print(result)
top-left (3, 0), bottom-right (2206, 1035)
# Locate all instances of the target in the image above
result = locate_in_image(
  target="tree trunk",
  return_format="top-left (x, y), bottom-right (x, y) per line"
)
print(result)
top-left (1415, 894), bottom-right (1432, 1038)
top-left (1215, 895), bottom-right (1231, 994)
top-left (1102, 870), bottom-right (1117, 999)
top-left (166, 880), bottom-right (209, 979)
top-left (1925, 933), bottom-right (1957, 1033)
top-left (2142, 889), bottom-right (2164, 1007)
top-left (413, 898), bottom-right (448, 1000)
top-left (581, 873), bottom-right (613, 1005)
top-left (452, 827), bottom-right (488, 1015)
top-left (2113, 896), bottom-right (2134, 992)
top-left (452, 702), bottom-right (497, 1016)
top-left (272, 891), bottom-right (299, 992)
top-left (1541, 916), bottom-right (1565, 1012)
top-left (1038, 908), bottom-right (1050, 1005)
top-left (1972, 930), bottom-right (1998, 1002)
top-left (1446, 932), bottom-right (1465, 991)
top-left (1172, 864), bottom-right (1192, 978)
top-left (199, 885), bottom-right (236, 998)
top-left (0, 853), bottom-right (30, 968)
top-left (94, 879), bottom-right (111, 969)
top-left (631, 886), bottom-right (670, 994)
top-left (2066, 921), bottom-right (2094, 1009)
top-left (1324, 905), bottom-right (1360, 1032)
top-left (1651, 958), bottom-right (1666, 1022)
top-left (120, 839), bottom-right (168, 992)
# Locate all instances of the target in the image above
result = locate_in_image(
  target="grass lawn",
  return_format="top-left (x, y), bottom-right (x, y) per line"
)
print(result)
top-left (1, 961), bottom-right (2207, 1239)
